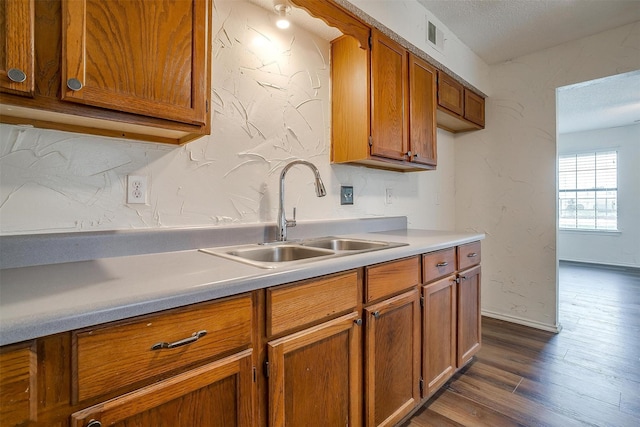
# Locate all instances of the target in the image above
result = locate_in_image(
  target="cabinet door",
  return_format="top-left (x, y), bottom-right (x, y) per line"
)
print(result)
top-left (61, 0), bottom-right (207, 125)
top-left (0, 342), bottom-right (37, 426)
top-left (437, 71), bottom-right (463, 116)
top-left (71, 349), bottom-right (254, 427)
top-left (0, 0), bottom-right (34, 96)
top-left (457, 265), bottom-right (482, 367)
top-left (408, 54), bottom-right (436, 167)
top-left (422, 276), bottom-right (456, 397)
top-left (464, 89), bottom-right (485, 127)
top-left (267, 312), bottom-right (362, 427)
top-left (365, 289), bottom-right (420, 427)
top-left (370, 29), bottom-right (408, 162)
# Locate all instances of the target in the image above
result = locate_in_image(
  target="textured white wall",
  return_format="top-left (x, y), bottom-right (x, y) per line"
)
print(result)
top-left (558, 124), bottom-right (640, 268)
top-left (0, 0), bottom-right (456, 236)
top-left (455, 22), bottom-right (640, 331)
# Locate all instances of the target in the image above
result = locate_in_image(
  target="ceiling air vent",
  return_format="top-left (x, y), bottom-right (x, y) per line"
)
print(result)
top-left (426, 19), bottom-right (444, 53)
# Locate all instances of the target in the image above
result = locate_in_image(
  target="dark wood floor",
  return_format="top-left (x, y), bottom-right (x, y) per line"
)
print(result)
top-left (404, 261), bottom-right (640, 427)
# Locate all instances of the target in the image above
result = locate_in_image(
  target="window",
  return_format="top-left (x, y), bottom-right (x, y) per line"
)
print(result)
top-left (559, 151), bottom-right (617, 230)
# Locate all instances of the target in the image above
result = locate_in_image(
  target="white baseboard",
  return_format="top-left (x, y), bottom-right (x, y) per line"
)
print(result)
top-left (482, 310), bottom-right (562, 333)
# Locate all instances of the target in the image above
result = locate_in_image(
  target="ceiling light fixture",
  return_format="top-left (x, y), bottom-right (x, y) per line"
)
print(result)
top-left (274, 2), bottom-right (291, 29)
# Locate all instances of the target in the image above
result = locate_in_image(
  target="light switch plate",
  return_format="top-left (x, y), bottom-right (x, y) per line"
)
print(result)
top-left (341, 186), bottom-right (353, 205)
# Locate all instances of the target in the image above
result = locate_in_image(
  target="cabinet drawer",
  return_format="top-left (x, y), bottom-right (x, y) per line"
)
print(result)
top-left (267, 270), bottom-right (359, 337)
top-left (422, 248), bottom-right (456, 283)
top-left (457, 241), bottom-right (481, 270)
top-left (365, 256), bottom-right (420, 303)
top-left (73, 294), bottom-right (253, 402)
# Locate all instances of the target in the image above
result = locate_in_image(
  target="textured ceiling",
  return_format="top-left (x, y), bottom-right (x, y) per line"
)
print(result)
top-left (417, 0), bottom-right (640, 65)
top-left (557, 70), bottom-right (640, 134)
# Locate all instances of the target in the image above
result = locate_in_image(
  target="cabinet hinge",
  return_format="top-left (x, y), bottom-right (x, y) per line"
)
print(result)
top-left (419, 377), bottom-right (424, 393)
top-left (253, 366), bottom-right (257, 383)
top-left (205, 99), bottom-right (209, 113)
top-left (368, 34), bottom-right (372, 49)
top-left (264, 360), bottom-right (270, 378)
top-left (368, 136), bottom-right (373, 147)
top-left (420, 296), bottom-right (424, 307)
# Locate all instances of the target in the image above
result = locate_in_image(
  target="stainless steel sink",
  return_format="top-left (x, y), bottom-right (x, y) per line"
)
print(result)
top-left (226, 245), bottom-right (334, 263)
top-left (301, 237), bottom-right (391, 251)
top-left (199, 237), bottom-right (407, 269)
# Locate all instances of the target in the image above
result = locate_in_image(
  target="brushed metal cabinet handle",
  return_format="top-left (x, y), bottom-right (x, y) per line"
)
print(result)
top-left (151, 330), bottom-right (207, 350)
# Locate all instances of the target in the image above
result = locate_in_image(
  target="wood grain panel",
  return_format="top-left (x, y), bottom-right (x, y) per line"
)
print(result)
top-left (457, 241), bottom-right (481, 270)
top-left (0, 341), bottom-right (36, 426)
top-left (464, 89), bottom-right (485, 127)
top-left (73, 294), bottom-right (252, 402)
top-left (457, 265), bottom-right (481, 368)
top-left (291, 0), bottom-right (370, 49)
top-left (422, 247), bottom-right (456, 283)
top-left (437, 71), bottom-right (463, 116)
top-left (331, 35), bottom-right (370, 163)
top-left (365, 256), bottom-right (420, 303)
top-left (0, 0), bottom-right (35, 96)
top-left (267, 270), bottom-right (359, 337)
top-left (62, 0), bottom-right (207, 125)
top-left (71, 349), bottom-right (254, 427)
top-left (370, 29), bottom-right (408, 162)
top-left (408, 54), bottom-right (437, 167)
top-left (268, 312), bottom-right (362, 427)
top-left (365, 289), bottom-right (420, 427)
top-left (422, 276), bottom-right (456, 397)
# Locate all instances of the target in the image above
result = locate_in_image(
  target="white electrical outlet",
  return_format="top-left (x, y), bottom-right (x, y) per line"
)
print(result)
top-left (385, 188), bottom-right (393, 205)
top-left (127, 175), bottom-right (147, 204)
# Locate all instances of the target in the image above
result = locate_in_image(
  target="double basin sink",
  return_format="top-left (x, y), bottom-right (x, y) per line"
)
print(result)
top-left (199, 236), bottom-right (407, 269)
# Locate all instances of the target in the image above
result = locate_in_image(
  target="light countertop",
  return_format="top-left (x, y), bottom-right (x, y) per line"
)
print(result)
top-left (0, 229), bottom-right (484, 346)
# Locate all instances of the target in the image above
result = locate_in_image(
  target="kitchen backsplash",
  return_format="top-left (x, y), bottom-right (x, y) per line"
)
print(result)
top-left (0, 0), bottom-right (456, 236)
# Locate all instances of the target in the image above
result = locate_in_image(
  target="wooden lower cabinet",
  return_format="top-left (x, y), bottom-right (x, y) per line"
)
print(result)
top-left (71, 349), bottom-right (254, 427)
top-left (422, 276), bottom-right (457, 397)
top-left (267, 312), bottom-right (362, 427)
top-left (0, 341), bottom-right (37, 426)
top-left (364, 289), bottom-right (420, 427)
top-left (457, 265), bottom-right (482, 368)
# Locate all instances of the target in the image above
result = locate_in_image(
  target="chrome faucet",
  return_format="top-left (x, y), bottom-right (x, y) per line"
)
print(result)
top-left (277, 160), bottom-right (326, 241)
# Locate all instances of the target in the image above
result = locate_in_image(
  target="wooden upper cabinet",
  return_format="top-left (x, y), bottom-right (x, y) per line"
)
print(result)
top-left (436, 70), bottom-right (485, 132)
top-left (0, 0), bottom-right (35, 96)
top-left (331, 30), bottom-right (438, 172)
top-left (370, 29), bottom-right (408, 162)
top-left (464, 89), bottom-right (485, 126)
top-left (436, 72), bottom-right (463, 116)
top-left (408, 54), bottom-right (437, 167)
top-left (61, 0), bottom-right (207, 125)
top-left (0, 0), bottom-right (211, 144)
